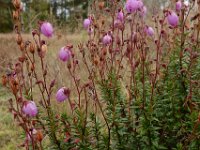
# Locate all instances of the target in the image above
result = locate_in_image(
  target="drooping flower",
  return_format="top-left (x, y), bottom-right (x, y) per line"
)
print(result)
top-left (145, 26), bottom-right (154, 36)
top-left (40, 22), bottom-right (53, 38)
top-left (125, 0), bottom-right (140, 13)
top-left (59, 47), bottom-right (71, 62)
top-left (167, 11), bottom-right (179, 27)
top-left (102, 34), bottom-right (112, 45)
top-left (125, 0), bottom-right (143, 13)
top-left (83, 18), bottom-right (91, 29)
top-left (56, 87), bottom-right (70, 102)
top-left (176, 1), bottom-right (182, 11)
top-left (23, 101), bottom-right (38, 117)
top-left (117, 10), bottom-right (124, 22)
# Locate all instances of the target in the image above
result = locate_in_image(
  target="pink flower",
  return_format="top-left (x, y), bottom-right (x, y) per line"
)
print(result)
top-left (26, 129), bottom-right (37, 142)
top-left (167, 12), bottom-right (179, 27)
top-left (139, 6), bottom-right (147, 17)
top-left (125, 0), bottom-right (142, 13)
top-left (117, 10), bottom-right (124, 22)
top-left (137, 0), bottom-right (144, 9)
top-left (131, 32), bottom-right (137, 41)
top-left (145, 26), bottom-right (154, 36)
top-left (23, 101), bottom-right (38, 117)
top-left (83, 18), bottom-right (91, 29)
top-left (102, 34), bottom-right (112, 45)
top-left (40, 22), bottom-right (53, 38)
top-left (56, 87), bottom-right (70, 102)
top-left (114, 20), bottom-right (121, 28)
top-left (87, 27), bottom-right (94, 35)
top-left (176, 1), bottom-right (182, 11)
top-left (59, 47), bottom-right (71, 62)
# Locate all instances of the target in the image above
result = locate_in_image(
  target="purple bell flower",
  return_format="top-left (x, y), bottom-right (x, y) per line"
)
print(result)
top-left (102, 34), bottom-right (112, 45)
top-left (59, 47), bottom-right (71, 62)
top-left (117, 10), bottom-right (124, 22)
top-left (176, 1), bottom-right (182, 11)
top-left (23, 101), bottom-right (38, 117)
top-left (125, 0), bottom-right (142, 13)
top-left (145, 26), bottom-right (154, 36)
top-left (167, 11), bottom-right (179, 27)
top-left (83, 18), bottom-right (91, 29)
top-left (56, 87), bottom-right (70, 102)
top-left (40, 22), bottom-right (54, 38)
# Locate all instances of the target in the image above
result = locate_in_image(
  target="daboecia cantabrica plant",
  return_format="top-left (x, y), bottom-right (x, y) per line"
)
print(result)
top-left (2, 0), bottom-right (200, 149)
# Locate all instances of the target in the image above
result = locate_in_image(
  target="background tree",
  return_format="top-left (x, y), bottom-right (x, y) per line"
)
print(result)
top-left (0, 0), bottom-right (13, 33)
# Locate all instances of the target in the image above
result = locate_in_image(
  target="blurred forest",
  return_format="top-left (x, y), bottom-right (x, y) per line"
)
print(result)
top-left (0, 0), bottom-right (172, 33)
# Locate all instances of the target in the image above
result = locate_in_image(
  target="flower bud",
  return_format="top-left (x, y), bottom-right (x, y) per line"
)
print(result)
top-left (40, 22), bottom-right (54, 38)
top-left (23, 101), bottom-right (38, 117)
top-left (56, 87), bottom-right (70, 102)
top-left (59, 47), bottom-right (72, 62)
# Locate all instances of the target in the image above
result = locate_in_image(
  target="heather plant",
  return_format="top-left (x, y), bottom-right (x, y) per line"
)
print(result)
top-left (2, 0), bottom-right (200, 149)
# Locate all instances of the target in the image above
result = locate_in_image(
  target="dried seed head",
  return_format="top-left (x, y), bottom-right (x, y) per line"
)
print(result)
top-left (40, 44), bottom-right (47, 58)
top-left (20, 42), bottom-right (25, 51)
top-left (13, 10), bottom-right (19, 20)
top-left (31, 64), bottom-right (35, 72)
top-left (10, 78), bottom-right (19, 95)
top-left (36, 130), bottom-right (43, 142)
top-left (2, 75), bottom-right (7, 86)
top-left (98, 1), bottom-right (105, 10)
top-left (16, 34), bottom-right (22, 45)
top-left (18, 55), bottom-right (26, 63)
top-left (13, 0), bottom-right (21, 9)
top-left (29, 43), bottom-right (35, 54)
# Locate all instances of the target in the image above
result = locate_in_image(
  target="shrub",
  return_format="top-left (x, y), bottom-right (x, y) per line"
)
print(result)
top-left (3, 0), bottom-right (200, 149)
